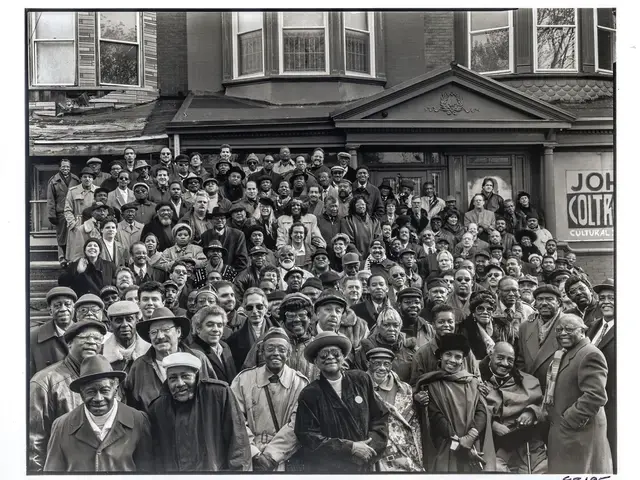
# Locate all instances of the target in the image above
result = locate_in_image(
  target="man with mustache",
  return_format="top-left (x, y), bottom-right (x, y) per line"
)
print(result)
top-left (140, 203), bottom-right (176, 252)
top-left (231, 328), bottom-right (309, 471)
top-left (29, 320), bottom-right (108, 472)
top-left (564, 275), bottom-right (602, 329)
top-left (447, 268), bottom-right (475, 317)
top-left (102, 301), bottom-right (150, 374)
top-left (148, 352), bottom-right (251, 472)
top-left (201, 206), bottom-right (249, 272)
top-left (314, 289), bottom-right (369, 352)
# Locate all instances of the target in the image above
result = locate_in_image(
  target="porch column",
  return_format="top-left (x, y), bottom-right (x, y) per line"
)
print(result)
top-left (173, 134), bottom-right (181, 156)
top-left (346, 144), bottom-right (360, 169)
top-left (543, 145), bottom-right (556, 233)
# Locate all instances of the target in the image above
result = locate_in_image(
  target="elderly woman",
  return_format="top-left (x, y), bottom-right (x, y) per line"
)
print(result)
top-left (156, 223), bottom-right (208, 272)
top-left (459, 290), bottom-right (498, 360)
top-left (99, 216), bottom-right (128, 267)
top-left (415, 333), bottom-right (494, 473)
top-left (340, 195), bottom-right (382, 260)
top-left (276, 198), bottom-right (326, 252)
top-left (436, 250), bottom-right (454, 275)
top-left (59, 238), bottom-right (116, 297)
top-left (465, 194), bottom-right (496, 243)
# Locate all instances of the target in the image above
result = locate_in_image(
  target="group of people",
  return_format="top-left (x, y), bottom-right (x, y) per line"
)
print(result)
top-left (31, 144), bottom-right (615, 473)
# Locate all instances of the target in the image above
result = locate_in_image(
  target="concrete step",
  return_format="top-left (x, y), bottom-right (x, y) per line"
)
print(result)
top-left (30, 249), bottom-right (59, 262)
top-left (30, 261), bottom-right (62, 282)
top-left (30, 296), bottom-right (50, 312)
top-left (30, 279), bottom-right (58, 294)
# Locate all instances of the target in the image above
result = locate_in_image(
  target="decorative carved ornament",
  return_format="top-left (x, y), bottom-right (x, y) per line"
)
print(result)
top-left (424, 92), bottom-right (479, 116)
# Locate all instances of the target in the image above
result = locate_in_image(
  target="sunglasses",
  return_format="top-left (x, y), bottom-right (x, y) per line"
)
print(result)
top-left (318, 348), bottom-right (343, 360)
top-left (245, 304), bottom-right (266, 312)
top-left (475, 305), bottom-right (493, 313)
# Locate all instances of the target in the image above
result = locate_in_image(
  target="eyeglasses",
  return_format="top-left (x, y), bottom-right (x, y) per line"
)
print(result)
top-left (555, 326), bottom-right (580, 334)
top-left (318, 348), bottom-right (343, 360)
top-left (487, 273), bottom-right (502, 278)
top-left (245, 304), bottom-right (266, 312)
top-left (285, 311), bottom-right (309, 320)
top-left (75, 333), bottom-right (104, 343)
top-left (77, 306), bottom-right (102, 314)
top-left (149, 326), bottom-right (176, 337)
top-left (568, 285), bottom-right (589, 296)
top-left (475, 305), bottom-right (493, 313)
top-left (264, 345), bottom-right (289, 354)
top-left (173, 269), bottom-right (188, 276)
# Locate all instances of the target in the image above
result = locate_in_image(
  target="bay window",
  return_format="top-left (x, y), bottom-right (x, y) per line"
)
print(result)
top-left (534, 8), bottom-right (578, 71)
top-left (98, 12), bottom-right (141, 86)
top-left (595, 8), bottom-right (615, 72)
top-left (468, 11), bottom-right (512, 74)
top-left (280, 11), bottom-right (328, 73)
top-left (32, 12), bottom-right (76, 85)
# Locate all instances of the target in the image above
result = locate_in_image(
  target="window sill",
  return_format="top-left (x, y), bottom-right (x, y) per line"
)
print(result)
top-left (487, 71), bottom-right (613, 80)
top-left (29, 85), bottom-right (159, 92)
top-left (223, 73), bottom-right (385, 87)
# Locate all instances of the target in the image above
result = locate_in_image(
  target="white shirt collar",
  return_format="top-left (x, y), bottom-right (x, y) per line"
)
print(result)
top-left (84, 399), bottom-right (119, 441)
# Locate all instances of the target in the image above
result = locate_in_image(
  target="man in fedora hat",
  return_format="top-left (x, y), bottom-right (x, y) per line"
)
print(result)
top-left (30, 287), bottom-right (77, 376)
top-left (43, 355), bottom-right (152, 472)
top-left (587, 278), bottom-right (616, 468)
top-left (201, 206), bottom-right (250, 272)
top-left (29, 320), bottom-right (108, 472)
top-left (123, 307), bottom-right (216, 413)
top-left (133, 160), bottom-right (153, 188)
top-left (103, 301), bottom-right (151, 373)
top-left (64, 166), bottom-right (97, 262)
top-left (231, 327), bottom-right (310, 471)
top-left (181, 172), bottom-right (203, 205)
top-left (148, 352), bottom-right (251, 471)
top-left (203, 239), bottom-right (237, 281)
top-left (47, 158), bottom-right (80, 267)
top-left (294, 331), bottom-right (388, 472)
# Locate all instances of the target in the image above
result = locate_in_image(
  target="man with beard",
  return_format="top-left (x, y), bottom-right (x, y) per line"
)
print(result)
top-left (102, 301), bottom-right (151, 373)
top-left (447, 268), bottom-right (474, 317)
top-left (410, 196), bottom-right (430, 232)
top-left (352, 165), bottom-right (384, 220)
top-left (30, 287), bottom-right (77, 376)
top-left (178, 191), bottom-right (213, 245)
top-left (273, 146), bottom-right (296, 176)
top-left (351, 274), bottom-right (391, 329)
top-left (336, 178), bottom-right (353, 218)
top-left (148, 352), bottom-right (251, 472)
top-left (353, 307), bottom-right (416, 382)
top-left (213, 280), bottom-right (242, 331)
top-left (187, 305), bottom-right (237, 383)
top-left (48, 159), bottom-right (80, 266)
top-left (294, 331), bottom-right (388, 473)
top-left (29, 320), bottom-right (108, 472)
top-left (395, 287), bottom-right (435, 349)
top-left (479, 342), bottom-right (548, 473)
top-left (122, 147), bottom-right (137, 177)
top-left (234, 246), bottom-right (268, 298)
top-left (242, 153), bottom-right (262, 178)
top-left (201, 206), bottom-right (249, 272)
top-left (231, 328), bottom-right (310, 471)
top-left (564, 275), bottom-right (602, 328)
top-left (308, 147), bottom-right (325, 175)
top-left (163, 280), bottom-right (187, 317)
top-left (115, 267), bottom-right (135, 297)
top-left (64, 167), bottom-right (97, 262)
top-left (586, 278), bottom-right (616, 469)
top-left (276, 245), bottom-right (306, 290)
top-left (148, 166), bottom-right (171, 204)
top-left (517, 275), bottom-right (538, 306)
top-left (515, 285), bottom-right (562, 391)
top-left (203, 240), bottom-right (237, 281)
top-left (165, 181), bottom-right (188, 221)
top-left (221, 166), bottom-right (246, 203)
top-left (151, 147), bottom-right (176, 179)
top-left (494, 216), bottom-right (517, 251)
top-left (129, 242), bottom-right (165, 284)
top-left (493, 276), bottom-right (535, 346)
top-left (504, 255), bottom-right (525, 280)
top-left (249, 154), bottom-right (282, 187)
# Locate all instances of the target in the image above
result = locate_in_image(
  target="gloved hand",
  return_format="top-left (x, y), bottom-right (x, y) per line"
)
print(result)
top-left (48, 217), bottom-right (58, 226)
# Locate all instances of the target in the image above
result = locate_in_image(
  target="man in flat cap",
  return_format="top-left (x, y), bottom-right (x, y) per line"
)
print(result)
top-left (103, 301), bottom-right (150, 373)
top-left (30, 287), bottom-right (77, 377)
top-left (29, 320), bottom-right (108, 472)
top-left (395, 287), bottom-right (435, 349)
top-left (123, 307), bottom-right (215, 413)
top-left (314, 289), bottom-right (369, 351)
top-left (43, 355), bottom-right (152, 472)
top-left (64, 166), bottom-right (97, 262)
top-left (148, 352), bottom-right (251, 471)
top-left (336, 151), bottom-right (357, 182)
top-left (231, 327), bottom-right (310, 471)
top-left (365, 347), bottom-right (423, 472)
top-left (518, 274), bottom-right (538, 307)
top-left (234, 245), bottom-right (268, 298)
top-left (131, 182), bottom-right (157, 225)
top-left (294, 331), bottom-right (388, 472)
top-left (47, 158), bottom-right (80, 267)
top-left (86, 157), bottom-right (111, 187)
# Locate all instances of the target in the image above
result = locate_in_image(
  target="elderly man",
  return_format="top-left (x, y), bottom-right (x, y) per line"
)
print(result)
top-left (201, 206), bottom-right (250, 272)
top-left (203, 239), bottom-right (237, 281)
top-left (395, 287), bottom-right (435, 349)
top-left (546, 314), bottom-right (611, 473)
top-left (29, 320), bottom-right (107, 472)
top-left (515, 285), bottom-right (563, 391)
top-left (148, 352), bottom-right (251, 471)
top-left (140, 202), bottom-right (177, 252)
top-left (123, 307), bottom-right (215, 412)
top-left (43, 355), bottom-right (152, 472)
top-left (30, 287), bottom-right (77, 376)
top-left (480, 342), bottom-right (547, 473)
top-left (493, 276), bottom-right (535, 345)
top-left (518, 274), bottom-right (538, 306)
top-left (365, 348), bottom-right (423, 472)
top-left (587, 278), bottom-right (616, 470)
top-left (314, 289), bottom-right (369, 351)
top-left (564, 274), bottom-right (602, 328)
top-left (294, 331), bottom-right (389, 472)
top-left (351, 274), bottom-right (391, 329)
top-left (103, 301), bottom-right (150, 373)
top-left (64, 166), bottom-right (97, 262)
top-left (234, 245), bottom-right (268, 298)
top-left (231, 328), bottom-right (310, 471)
top-left (47, 159), bottom-right (80, 266)
top-left (130, 182), bottom-right (157, 224)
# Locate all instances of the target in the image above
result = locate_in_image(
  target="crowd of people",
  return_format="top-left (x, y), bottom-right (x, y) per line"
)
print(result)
top-left (30, 144), bottom-right (615, 473)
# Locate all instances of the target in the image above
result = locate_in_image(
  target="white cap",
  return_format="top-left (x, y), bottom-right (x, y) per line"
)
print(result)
top-left (162, 352), bottom-right (202, 371)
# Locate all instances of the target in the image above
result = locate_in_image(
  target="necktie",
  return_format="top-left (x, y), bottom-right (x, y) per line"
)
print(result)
top-left (596, 322), bottom-right (609, 346)
top-left (268, 374), bottom-right (279, 384)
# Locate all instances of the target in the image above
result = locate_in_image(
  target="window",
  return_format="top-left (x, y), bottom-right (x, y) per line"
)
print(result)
top-left (596, 8), bottom-right (616, 72)
top-left (534, 8), bottom-right (578, 71)
top-left (468, 11), bottom-right (513, 74)
top-left (280, 12), bottom-right (328, 73)
top-left (31, 12), bottom-right (76, 85)
top-left (234, 12), bottom-right (264, 77)
top-left (344, 12), bottom-right (374, 75)
top-left (98, 12), bottom-right (140, 86)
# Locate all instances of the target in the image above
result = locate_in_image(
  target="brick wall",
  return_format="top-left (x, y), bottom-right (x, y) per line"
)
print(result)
top-left (577, 252), bottom-right (614, 284)
top-left (424, 12), bottom-right (455, 73)
top-left (156, 12), bottom-right (188, 96)
top-left (383, 12), bottom-right (427, 87)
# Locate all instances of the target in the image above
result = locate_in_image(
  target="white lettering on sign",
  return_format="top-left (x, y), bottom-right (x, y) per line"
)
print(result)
top-left (566, 171), bottom-right (614, 233)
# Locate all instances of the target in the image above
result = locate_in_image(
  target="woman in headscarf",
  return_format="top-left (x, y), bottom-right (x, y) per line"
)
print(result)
top-left (59, 238), bottom-right (116, 297)
top-left (415, 333), bottom-right (495, 473)
top-left (340, 195), bottom-right (382, 260)
top-left (458, 290), bottom-right (498, 360)
top-left (468, 177), bottom-right (504, 213)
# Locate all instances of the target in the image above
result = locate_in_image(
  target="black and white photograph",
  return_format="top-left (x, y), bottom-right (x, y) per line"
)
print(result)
top-left (22, 6), bottom-right (619, 475)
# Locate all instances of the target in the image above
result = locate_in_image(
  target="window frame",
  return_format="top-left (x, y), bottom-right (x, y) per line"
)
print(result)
top-left (343, 11), bottom-right (376, 77)
top-left (467, 10), bottom-right (514, 75)
top-left (594, 8), bottom-right (615, 73)
top-left (96, 11), bottom-right (142, 87)
top-left (278, 11), bottom-right (330, 75)
top-left (232, 12), bottom-right (266, 79)
top-left (533, 7), bottom-right (579, 73)
top-left (31, 12), bottom-right (77, 87)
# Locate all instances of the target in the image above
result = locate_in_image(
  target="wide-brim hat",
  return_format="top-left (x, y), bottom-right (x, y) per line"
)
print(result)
top-left (258, 196), bottom-right (275, 208)
top-left (80, 167), bottom-right (97, 178)
top-left (69, 355), bottom-right (126, 393)
top-left (182, 174), bottom-right (203, 189)
top-left (228, 165), bottom-right (246, 180)
top-left (593, 278), bottom-right (614, 294)
top-left (133, 160), bottom-right (150, 171)
top-left (435, 333), bottom-right (470, 358)
top-left (304, 331), bottom-right (352, 363)
top-left (515, 229), bottom-right (538, 243)
top-left (136, 307), bottom-right (191, 344)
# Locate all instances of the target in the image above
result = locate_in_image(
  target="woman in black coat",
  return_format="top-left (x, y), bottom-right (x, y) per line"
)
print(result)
top-left (457, 290), bottom-right (498, 361)
top-left (59, 237), bottom-right (116, 297)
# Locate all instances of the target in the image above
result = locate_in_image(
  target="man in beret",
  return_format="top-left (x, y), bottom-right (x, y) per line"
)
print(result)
top-left (47, 159), bottom-right (80, 267)
top-left (30, 287), bottom-right (78, 376)
top-left (64, 166), bottom-right (97, 262)
top-left (148, 352), bottom-right (251, 471)
top-left (131, 182), bottom-right (157, 225)
top-left (365, 347), bottom-right (423, 472)
top-left (231, 327), bottom-right (310, 471)
top-left (515, 285), bottom-right (563, 391)
top-left (201, 206), bottom-right (250, 272)
top-left (29, 320), bottom-right (108, 472)
top-left (294, 331), bottom-right (388, 472)
top-left (86, 157), bottom-right (111, 187)
top-left (103, 301), bottom-right (150, 373)
top-left (352, 165), bottom-right (385, 220)
top-left (123, 307), bottom-right (216, 413)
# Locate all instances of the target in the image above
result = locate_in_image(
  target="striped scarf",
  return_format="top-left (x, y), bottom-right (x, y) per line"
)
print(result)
top-left (542, 348), bottom-right (567, 408)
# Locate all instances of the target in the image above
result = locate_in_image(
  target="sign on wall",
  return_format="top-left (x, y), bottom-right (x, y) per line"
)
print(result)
top-left (565, 170), bottom-right (614, 240)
